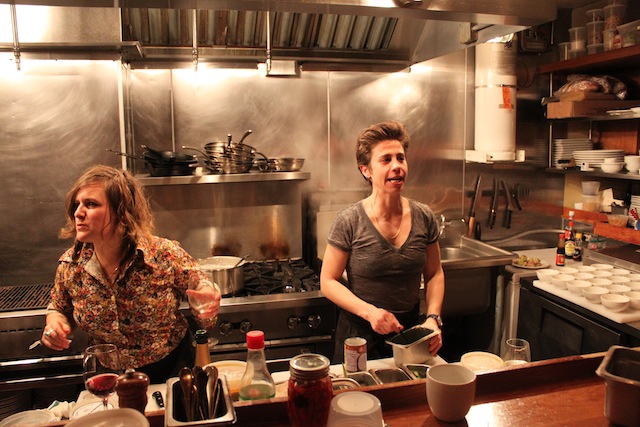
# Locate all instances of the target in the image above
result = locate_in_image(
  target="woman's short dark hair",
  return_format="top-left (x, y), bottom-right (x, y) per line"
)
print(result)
top-left (60, 165), bottom-right (155, 247)
top-left (356, 121), bottom-right (410, 181)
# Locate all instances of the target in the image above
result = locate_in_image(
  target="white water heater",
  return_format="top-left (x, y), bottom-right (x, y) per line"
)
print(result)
top-left (468, 38), bottom-right (521, 163)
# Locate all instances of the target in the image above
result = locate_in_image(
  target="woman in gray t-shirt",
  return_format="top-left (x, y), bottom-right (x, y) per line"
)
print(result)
top-left (320, 121), bottom-right (445, 362)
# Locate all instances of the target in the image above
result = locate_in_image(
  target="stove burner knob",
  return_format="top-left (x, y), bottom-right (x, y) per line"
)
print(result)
top-left (287, 316), bottom-right (301, 330)
top-left (307, 314), bottom-right (322, 329)
top-left (219, 321), bottom-right (233, 336)
top-left (239, 320), bottom-right (253, 334)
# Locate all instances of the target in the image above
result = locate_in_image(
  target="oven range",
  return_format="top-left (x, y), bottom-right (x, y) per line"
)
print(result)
top-left (0, 258), bottom-right (336, 393)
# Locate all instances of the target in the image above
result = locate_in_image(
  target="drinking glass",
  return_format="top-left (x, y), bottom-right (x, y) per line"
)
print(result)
top-left (501, 338), bottom-right (531, 366)
top-left (83, 344), bottom-right (121, 411)
top-left (188, 281), bottom-right (219, 331)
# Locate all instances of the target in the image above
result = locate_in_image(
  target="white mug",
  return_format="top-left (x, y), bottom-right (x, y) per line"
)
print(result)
top-left (426, 363), bottom-right (477, 423)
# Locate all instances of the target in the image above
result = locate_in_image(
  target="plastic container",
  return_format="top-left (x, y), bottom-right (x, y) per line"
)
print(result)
top-left (604, 4), bottom-right (626, 30)
top-left (617, 19), bottom-right (640, 47)
top-left (604, 28), bottom-right (618, 50)
top-left (569, 48), bottom-right (586, 59)
top-left (582, 194), bottom-right (600, 212)
top-left (385, 325), bottom-right (439, 365)
top-left (569, 26), bottom-right (587, 50)
top-left (596, 346), bottom-right (640, 427)
top-left (587, 21), bottom-right (605, 45)
top-left (558, 41), bottom-right (571, 60)
top-left (586, 8), bottom-right (604, 23)
top-left (588, 43), bottom-right (604, 55)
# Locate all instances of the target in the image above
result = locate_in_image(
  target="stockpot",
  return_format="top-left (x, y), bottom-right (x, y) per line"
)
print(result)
top-left (197, 256), bottom-right (245, 296)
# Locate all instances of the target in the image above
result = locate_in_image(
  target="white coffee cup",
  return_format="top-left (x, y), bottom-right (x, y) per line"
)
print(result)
top-left (426, 363), bottom-right (477, 423)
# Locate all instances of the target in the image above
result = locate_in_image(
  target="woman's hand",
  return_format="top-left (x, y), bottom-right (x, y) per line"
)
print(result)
top-left (423, 317), bottom-right (443, 356)
top-left (43, 313), bottom-right (72, 351)
top-left (366, 307), bottom-right (403, 335)
top-left (186, 281), bottom-right (221, 322)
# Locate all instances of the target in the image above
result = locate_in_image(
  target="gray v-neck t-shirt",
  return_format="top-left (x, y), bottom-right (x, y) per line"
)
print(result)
top-left (327, 199), bottom-right (439, 312)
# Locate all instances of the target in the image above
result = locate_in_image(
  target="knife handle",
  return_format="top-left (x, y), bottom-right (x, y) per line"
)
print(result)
top-left (467, 216), bottom-right (476, 237)
top-left (504, 210), bottom-right (512, 229)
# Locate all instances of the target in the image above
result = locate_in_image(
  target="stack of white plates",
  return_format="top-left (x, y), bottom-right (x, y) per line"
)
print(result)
top-left (573, 149), bottom-right (625, 169)
top-left (552, 138), bottom-right (592, 168)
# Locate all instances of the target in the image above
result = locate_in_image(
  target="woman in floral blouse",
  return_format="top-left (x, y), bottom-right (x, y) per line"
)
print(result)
top-left (42, 165), bottom-right (220, 383)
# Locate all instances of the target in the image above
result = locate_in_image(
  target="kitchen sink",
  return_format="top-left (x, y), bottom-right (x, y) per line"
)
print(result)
top-left (440, 236), bottom-right (515, 271)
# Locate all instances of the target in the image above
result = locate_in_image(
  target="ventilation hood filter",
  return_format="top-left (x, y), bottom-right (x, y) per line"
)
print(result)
top-left (1, 1), bottom-right (557, 70)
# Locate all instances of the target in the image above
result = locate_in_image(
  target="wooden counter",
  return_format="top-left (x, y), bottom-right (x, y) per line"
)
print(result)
top-left (43, 352), bottom-right (612, 426)
top-left (227, 353), bottom-right (609, 426)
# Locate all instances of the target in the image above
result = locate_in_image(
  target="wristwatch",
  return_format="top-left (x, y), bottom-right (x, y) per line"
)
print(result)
top-left (426, 314), bottom-right (443, 328)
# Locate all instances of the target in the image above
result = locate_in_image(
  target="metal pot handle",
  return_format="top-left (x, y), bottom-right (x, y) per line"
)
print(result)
top-left (253, 152), bottom-right (270, 172)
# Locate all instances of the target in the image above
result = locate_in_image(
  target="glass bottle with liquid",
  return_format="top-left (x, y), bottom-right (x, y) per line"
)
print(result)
top-left (556, 233), bottom-right (566, 267)
top-left (194, 329), bottom-right (211, 368)
top-left (287, 354), bottom-right (332, 427)
top-left (573, 232), bottom-right (583, 262)
top-left (239, 330), bottom-right (275, 400)
top-left (564, 210), bottom-right (576, 260)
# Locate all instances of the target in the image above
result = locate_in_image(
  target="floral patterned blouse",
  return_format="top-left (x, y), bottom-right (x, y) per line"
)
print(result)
top-left (48, 236), bottom-right (208, 369)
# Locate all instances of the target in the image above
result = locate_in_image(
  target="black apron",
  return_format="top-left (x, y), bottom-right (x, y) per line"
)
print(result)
top-left (332, 303), bottom-right (421, 364)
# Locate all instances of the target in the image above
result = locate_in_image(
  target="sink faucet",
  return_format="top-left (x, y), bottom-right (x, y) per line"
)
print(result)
top-left (439, 214), bottom-right (448, 238)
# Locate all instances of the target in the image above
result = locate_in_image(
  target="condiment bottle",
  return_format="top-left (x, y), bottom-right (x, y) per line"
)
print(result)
top-left (574, 232), bottom-right (583, 262)
top-left (564, 210), bottom-right (576, 260)
top-left (194, 329), bottom-right (212, 368)
top-left (239, 330), bottom-right (275, 400)
top-left (115, 368), bottom-right (150, 414)
top-left (287, 354), bottom-right (333, 427)
top-left (556, 233), bottom-right (566, 267)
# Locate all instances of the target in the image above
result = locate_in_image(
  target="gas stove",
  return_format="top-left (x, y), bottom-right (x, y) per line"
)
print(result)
top-left (207, 259), bottom-right (336, 363)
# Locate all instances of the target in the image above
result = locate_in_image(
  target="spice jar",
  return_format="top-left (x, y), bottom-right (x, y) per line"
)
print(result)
top-left (115, 368), bottom-right (150, 414)
top-left (287, 353), bottom-right (333, 427)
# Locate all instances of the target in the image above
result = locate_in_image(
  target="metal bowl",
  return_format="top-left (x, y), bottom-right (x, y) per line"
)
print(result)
top-left (266, 158), bottom-right (305, 172)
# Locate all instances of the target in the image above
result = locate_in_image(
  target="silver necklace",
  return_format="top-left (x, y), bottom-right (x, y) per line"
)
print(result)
top-left (370, 194), bottom-right (404, 240)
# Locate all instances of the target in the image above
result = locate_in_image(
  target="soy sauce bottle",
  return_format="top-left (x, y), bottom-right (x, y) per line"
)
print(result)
top-left (239, 330), bottom-right (275, 400)
top-left (556, 233), bottom-right (566, 267)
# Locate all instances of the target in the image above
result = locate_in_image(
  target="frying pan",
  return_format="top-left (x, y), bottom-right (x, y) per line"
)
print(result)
top-left (106, 149), bottom-right (196, 177)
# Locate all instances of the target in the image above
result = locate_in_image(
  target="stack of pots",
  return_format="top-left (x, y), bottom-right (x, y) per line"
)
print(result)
top-left (202, 131), bottom-right (268, 174)
top-left (141, 145), bottom-right (198, 176)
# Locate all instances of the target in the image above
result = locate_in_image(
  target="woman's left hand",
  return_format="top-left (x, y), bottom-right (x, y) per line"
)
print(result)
top-left (424, 318), bottom-right (443, 355)
top-left (186, 281), bottom-right (221, 320)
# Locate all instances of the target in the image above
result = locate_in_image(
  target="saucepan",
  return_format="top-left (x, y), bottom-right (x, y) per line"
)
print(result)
top-left (197, 256), bottom-right (247, 296)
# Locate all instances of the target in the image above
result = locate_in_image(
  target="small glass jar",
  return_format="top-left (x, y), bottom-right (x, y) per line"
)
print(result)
top-left (287, 354), bottom-right (333, 427)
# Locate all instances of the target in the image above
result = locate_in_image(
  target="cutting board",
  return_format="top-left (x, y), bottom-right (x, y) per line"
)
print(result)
top-left (556, 92), bottom-right (617, 101)
top-left (533, 280), bottom-right (640, 324)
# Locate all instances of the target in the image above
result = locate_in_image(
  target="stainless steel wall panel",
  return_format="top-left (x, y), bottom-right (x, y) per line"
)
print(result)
top-left (0, 61), bottom-right (121, 285)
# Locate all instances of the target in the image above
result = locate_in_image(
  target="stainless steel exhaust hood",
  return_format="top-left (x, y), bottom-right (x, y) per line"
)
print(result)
top-left (1, 0), bottom-right (557, 71)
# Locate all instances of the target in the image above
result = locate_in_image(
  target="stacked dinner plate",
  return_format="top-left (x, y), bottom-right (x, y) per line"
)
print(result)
top-left (552, 138), bottom-right (592, 168)
top-left (573, 149), bottom-right (625, 169)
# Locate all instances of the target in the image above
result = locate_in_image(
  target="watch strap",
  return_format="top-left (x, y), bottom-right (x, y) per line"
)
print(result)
top-left (426, 313), bottom-right (443, 328)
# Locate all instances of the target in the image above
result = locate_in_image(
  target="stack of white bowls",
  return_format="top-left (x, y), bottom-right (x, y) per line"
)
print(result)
top-left (625, 155), bottom-right (640, 173)
top-left (535, 263), bottom-right (640, 313)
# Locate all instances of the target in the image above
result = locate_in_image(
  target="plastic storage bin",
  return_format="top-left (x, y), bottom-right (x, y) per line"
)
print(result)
top-left (604, 4), bottom-right (626, 30)
top-left (587, 21), bottom-right (605, 45)
top-left (588, 43), bottom-right (604, 55)
top-left (586, 8), bottom-right (604, 23)
top-left (569, 26), bottom-right (587, 50)
top-left (604, 28), bottom-right (618, 50)
top-left (617, 19), bottom-right (640, 47)
top-left (558, 42), bottom-right (571, 60)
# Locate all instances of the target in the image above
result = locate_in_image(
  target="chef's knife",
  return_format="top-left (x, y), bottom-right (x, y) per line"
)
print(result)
top-left (467, 174), bottom-right (482, 237)
top-left (501, 179), bottom-right (513, 229)
top-left (488, 177), bottom-right (498, 229)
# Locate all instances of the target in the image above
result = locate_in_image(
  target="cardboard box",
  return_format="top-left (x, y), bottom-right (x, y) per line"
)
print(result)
top-left (547, 100), bottom-right (638, 118)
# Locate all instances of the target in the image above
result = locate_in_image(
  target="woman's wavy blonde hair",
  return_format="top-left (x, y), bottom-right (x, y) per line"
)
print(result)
top-left (60, 165), bottom-right (155, 251)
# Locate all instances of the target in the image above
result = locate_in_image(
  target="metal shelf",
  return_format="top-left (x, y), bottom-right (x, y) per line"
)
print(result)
top-left (137, 171), bottom-right (311, 186)
top-left (546, 168), bottom-right (640, 181)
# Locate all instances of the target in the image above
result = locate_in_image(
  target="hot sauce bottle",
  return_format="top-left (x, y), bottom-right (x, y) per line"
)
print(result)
top-left (287, 353), bottom-right (333, 427)
top-left (556, 233), bottom-right (566, 267)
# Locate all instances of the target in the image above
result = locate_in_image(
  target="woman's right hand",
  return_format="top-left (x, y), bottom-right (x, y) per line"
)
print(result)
top-left (42, 314), bottom-right (72, 351)
top-left (366, 307), bottom-right (403, 335)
